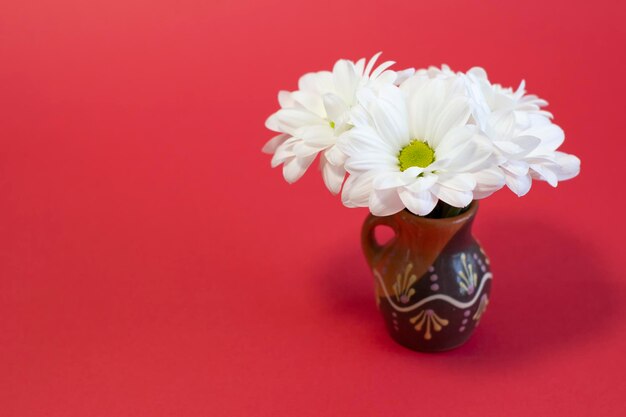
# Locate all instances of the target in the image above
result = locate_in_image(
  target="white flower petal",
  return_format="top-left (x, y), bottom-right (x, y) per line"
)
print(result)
top-left (398, 189), bottom-right (438, 216)
top-left (333, 59), bottom-right (359, 104)
top-left (502, 159), bottom-right (530, 176)
top-left (406, 78), bottom-right (437, 140)
top-left (277, 108), bottom-right (325, 135)
top-left (345, 152), bottom-right (398, 173)
top-left (348, 104), bottom-right (372, 127)
top-left (369, 85), bottom-right (409, 148)
top-left (394, 68), bottom-right (415, 85)
top-left (323, 93), bottom-right (349, 122)
top-left (340, 125), bottom-right (395, 156)
top-left (282, 154), bottom-right (316, 184)
top-left (291, 90), bottom-right (325, 117)
top-left (369, 188), bottom-right (405, 216)
top-left (262, 133), bottom-right (290, 154)
top-left (297, 125), bottom-right (336, 147)
top-left (430, 96), bottom-right (471, 145)
top-left (324, 145), bottom-right (348, 166)
top-left (341, 172), bottom-right (372, 207)
top-left (495, 135), bottom-right (541, 157)
top-left (472, 168), bottom-right (505, 199)
top-left (467, 67), bottom-right (488, 80)
top-left (437, 173), bottom-right (477, 191)
top-left (434, 125), bottom-right (476, 156)
top-left (370, 60), bottom-right (396, 80)
top-left (265, 113), bottom-right (280, 132)
top-left (364, 52), bottom-right (382, 77)
top-left (404, 174), bottom-right (438, 193)
top-left (435, 128), bottom-right (494, 173)
top-left (401, 166), bottom-right (425, 178)
top-left (321, 154), bottom-right (346, 194)
top-left (503, 171), bottom-right (532, 196)
top-left (372, 172), bottom-right (409, 190)
top-left (551, 152), bottom-right (581, 181)
top-left (292, 141), bottom-right (326, 158)
top-left (529, 163), bottom-right (558, 187)
top-left (431, 184), bottom-right (473, 208)
top-left (278, 90), bottom-right (295, 108)
top-left (298, 71), bottom-right (334, 95)
top-left (373, 70), bottom-right (398, 87)
top-left (354, 58), bottom-right (366, 75)
top-left (524, 118), bottom-right (565, 153)
top-left (271, 137), bottom-right (299, 167)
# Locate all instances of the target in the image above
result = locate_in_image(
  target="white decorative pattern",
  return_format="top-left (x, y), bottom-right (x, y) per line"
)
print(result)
top-left (373, 269), bottom-right (492, 313)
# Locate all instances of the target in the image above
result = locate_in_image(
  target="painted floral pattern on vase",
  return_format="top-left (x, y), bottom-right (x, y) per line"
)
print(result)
top-left (410, 309), bottom-right (449, 340)
top-left (455, 253), bottom-right (478, 295)
top-left (393, 263), bottom-right (418, 304)
top-left (473, 294), bottom-right (489, 324)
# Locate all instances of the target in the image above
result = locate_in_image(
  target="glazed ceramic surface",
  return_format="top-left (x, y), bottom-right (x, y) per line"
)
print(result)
top-left (362, 202), bottom-right (491, 352)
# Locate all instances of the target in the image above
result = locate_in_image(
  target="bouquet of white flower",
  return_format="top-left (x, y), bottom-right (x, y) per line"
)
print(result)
top-left (263, 53), bottom-right (580, 218)
top-left (263, 53), bottom-right (582, 351)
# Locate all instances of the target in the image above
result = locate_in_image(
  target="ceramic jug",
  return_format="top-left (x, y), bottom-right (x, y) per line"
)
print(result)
top-left (362, 202), bottom-right (492, 352)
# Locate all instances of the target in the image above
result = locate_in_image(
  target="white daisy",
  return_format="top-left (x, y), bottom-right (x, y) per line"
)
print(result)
top-left (409, 65), bottom-right (548, 129)
top-left (339, 76), bottom-right (498, 216)
top-left (466, 68), bottom-right (580, 196)
top-left (485, 112), bottom-right (580, 196)
top-left (262, 53), bottom-right (415, 194)
top-left (465, 67), bottom-right (552, 131)
top-left (407, 65), bottom-right (496, 131)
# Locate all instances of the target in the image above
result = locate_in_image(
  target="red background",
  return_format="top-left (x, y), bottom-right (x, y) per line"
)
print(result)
top-left (1, 1), bottom-right (625, 415)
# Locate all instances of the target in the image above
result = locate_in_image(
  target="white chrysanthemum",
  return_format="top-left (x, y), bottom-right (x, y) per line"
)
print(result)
top-left (465, 67), bottom-right (552, 131)
top-left (465, 68), bottom-right (580, 196)
top-left (483, 112), bottom-right (580, 196)
top-left (262, 53), bottom-right (415, 194)
top-left (339, 77), bottom-right (498, 216)
top-left (411, 65), bottom-right (548, 127)
top-left (408, 65), bottom-right (498, 133)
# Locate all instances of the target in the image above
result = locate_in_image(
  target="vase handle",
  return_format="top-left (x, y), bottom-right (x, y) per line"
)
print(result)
top-left (362, 215), bottom-right (398, 264)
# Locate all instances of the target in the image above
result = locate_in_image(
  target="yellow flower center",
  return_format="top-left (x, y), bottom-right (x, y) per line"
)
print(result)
top-left (398, 140), bottom-right (435, 171)
top-left (329, 121), bottom-right (335, 129)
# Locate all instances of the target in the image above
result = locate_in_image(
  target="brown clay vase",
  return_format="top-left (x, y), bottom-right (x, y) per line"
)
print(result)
top-left (362, 202), bottom-right (491, 352)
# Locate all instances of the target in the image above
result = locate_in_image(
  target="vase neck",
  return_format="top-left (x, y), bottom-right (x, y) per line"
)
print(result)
top-left (391, 203), bottom-right (477, 245)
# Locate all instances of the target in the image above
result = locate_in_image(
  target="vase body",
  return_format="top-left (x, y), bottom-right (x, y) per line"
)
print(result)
top-left (361, 202), bottom-right (491, 352)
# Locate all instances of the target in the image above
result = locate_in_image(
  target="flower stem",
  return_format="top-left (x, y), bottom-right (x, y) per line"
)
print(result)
top-left (425, 201), bottom-right (471, 219)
